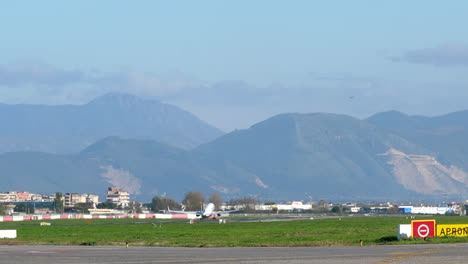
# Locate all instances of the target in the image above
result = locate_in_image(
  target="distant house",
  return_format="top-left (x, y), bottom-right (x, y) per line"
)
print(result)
top-left (0, 191), bottom-right (54, 203)
top-left (106, 187), bottom-right (130, 208)
top-left (0, 191), bottom-right (31, 202)
top-left (64, 193), bottom-right (99, 208)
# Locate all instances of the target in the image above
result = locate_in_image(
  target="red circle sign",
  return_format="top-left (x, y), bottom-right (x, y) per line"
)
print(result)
top-left (417, 224), bottom-right (430, 237)
top-left (412, 220), bottom-right (436, 238)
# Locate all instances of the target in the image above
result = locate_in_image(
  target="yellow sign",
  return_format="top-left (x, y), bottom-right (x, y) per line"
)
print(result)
top-left (437, 224), bottom-right (468, 237)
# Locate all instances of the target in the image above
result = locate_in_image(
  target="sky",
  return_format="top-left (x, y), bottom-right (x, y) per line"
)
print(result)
top-left (1, 1), bottom-right (468, 131)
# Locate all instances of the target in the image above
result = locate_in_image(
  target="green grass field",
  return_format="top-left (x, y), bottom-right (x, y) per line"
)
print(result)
top-left (1, 216), bottom-right (467, 247)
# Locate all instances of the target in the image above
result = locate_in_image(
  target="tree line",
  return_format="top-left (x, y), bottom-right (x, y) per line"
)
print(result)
top-left (151, 191), bottom-right (223, 212)
top-left (151, 191), bottom-right (260, 213)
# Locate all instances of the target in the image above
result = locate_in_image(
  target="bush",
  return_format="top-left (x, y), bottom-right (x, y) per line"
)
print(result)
top-left (376, 236), bottom-right (398, 243)
top-left (80, 241), bottom-right (97, 246)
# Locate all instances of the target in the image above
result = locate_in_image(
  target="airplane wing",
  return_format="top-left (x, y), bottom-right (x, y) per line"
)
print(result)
top-left (167, 209), bottom-right (189, 214)
top-left (167, 207), bottom-right (202, 215)
top-left (167, 208), bottom-right (196, 214)
top-left (213, 209), bottom-right (241, 215)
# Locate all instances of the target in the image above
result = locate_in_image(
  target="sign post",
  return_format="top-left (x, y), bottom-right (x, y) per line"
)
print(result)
top-left (411, 220), bottom-right (436, 238)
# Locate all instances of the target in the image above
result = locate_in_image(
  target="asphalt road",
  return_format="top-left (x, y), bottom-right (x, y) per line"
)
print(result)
top-left (0, 243), bottom-right (467, 264)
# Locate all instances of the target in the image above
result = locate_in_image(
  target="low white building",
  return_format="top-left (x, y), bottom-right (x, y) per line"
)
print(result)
top-left (254, 201), bottom-right (313, 211)
top-left (399, 206), bottom-right (449, 215)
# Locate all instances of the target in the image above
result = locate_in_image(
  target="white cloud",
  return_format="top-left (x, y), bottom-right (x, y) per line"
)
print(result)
top-left (1, 62), bottom-right (468, 131)
top-left (0, 62), bottom-right (207, 104)
top-left (96, 70), bottom-right (208, 97)
top-left (391, 44), bottom-right (468, 67)
top-left (0, 62), bottom-right (86, 86)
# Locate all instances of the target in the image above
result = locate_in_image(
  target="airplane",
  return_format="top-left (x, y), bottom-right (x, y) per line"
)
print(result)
top-left (168, 203), bottom-right (239, 219)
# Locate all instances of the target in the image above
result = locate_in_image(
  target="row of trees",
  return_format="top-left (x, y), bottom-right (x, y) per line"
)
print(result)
top-left (151, 191), bottom-right (224, 212)
top-left (150, 191), bottom-right (261, 213)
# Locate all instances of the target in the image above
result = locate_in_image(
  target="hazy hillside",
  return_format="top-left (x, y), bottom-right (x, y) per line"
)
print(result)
top-left (196, 112), bottom-right (468, 199)
top-left (79, 137), bottom-right (212, 197)
top-left (0, 93), bottom-right (223, 153)
top-left (0, 137), bottom-right (215, 200)
top-left (367, 110), bottom-right (468, 170)
top-left (193, 113), bottom-right (429, 199)
top-left (1, 111), bottom-right (468, 201)
top-left (0, 151), bottom-right (100, 195)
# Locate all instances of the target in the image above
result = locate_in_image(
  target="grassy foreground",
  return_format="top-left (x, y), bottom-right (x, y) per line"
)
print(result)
top-left (1, 216), bottom-right (467, 247)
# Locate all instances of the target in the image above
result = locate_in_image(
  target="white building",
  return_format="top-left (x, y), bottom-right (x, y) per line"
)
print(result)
top-left (106, 187), bottom-right (130, 207)
top-left (64, 193), bottom-right (99, 208)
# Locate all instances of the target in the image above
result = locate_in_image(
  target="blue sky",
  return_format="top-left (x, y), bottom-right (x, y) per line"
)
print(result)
top-left (1, 1), bottom-right (468, 131)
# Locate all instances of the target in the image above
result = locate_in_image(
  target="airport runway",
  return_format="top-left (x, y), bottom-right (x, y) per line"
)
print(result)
top-left (0, 243), bottom-right (467, 264)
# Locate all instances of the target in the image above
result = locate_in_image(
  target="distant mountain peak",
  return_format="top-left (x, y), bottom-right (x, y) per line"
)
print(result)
top-left (0, 92), bottom-right (223, 153)
top-left (87, 93), bottom-right (159, 106)
top-left (367, 110), bottom-right (408, 120)
top-left (366, 110), bottom-right (426, 130)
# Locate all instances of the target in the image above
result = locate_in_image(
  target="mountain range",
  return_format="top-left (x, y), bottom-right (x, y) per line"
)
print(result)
top-left (0, 94), bottom-right (467, 201)
top-left (0, 93), bottom-right (223, 153)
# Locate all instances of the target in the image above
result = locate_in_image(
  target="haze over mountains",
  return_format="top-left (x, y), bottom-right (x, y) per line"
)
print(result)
top-left (0, 94), bottom-right (467, 201)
